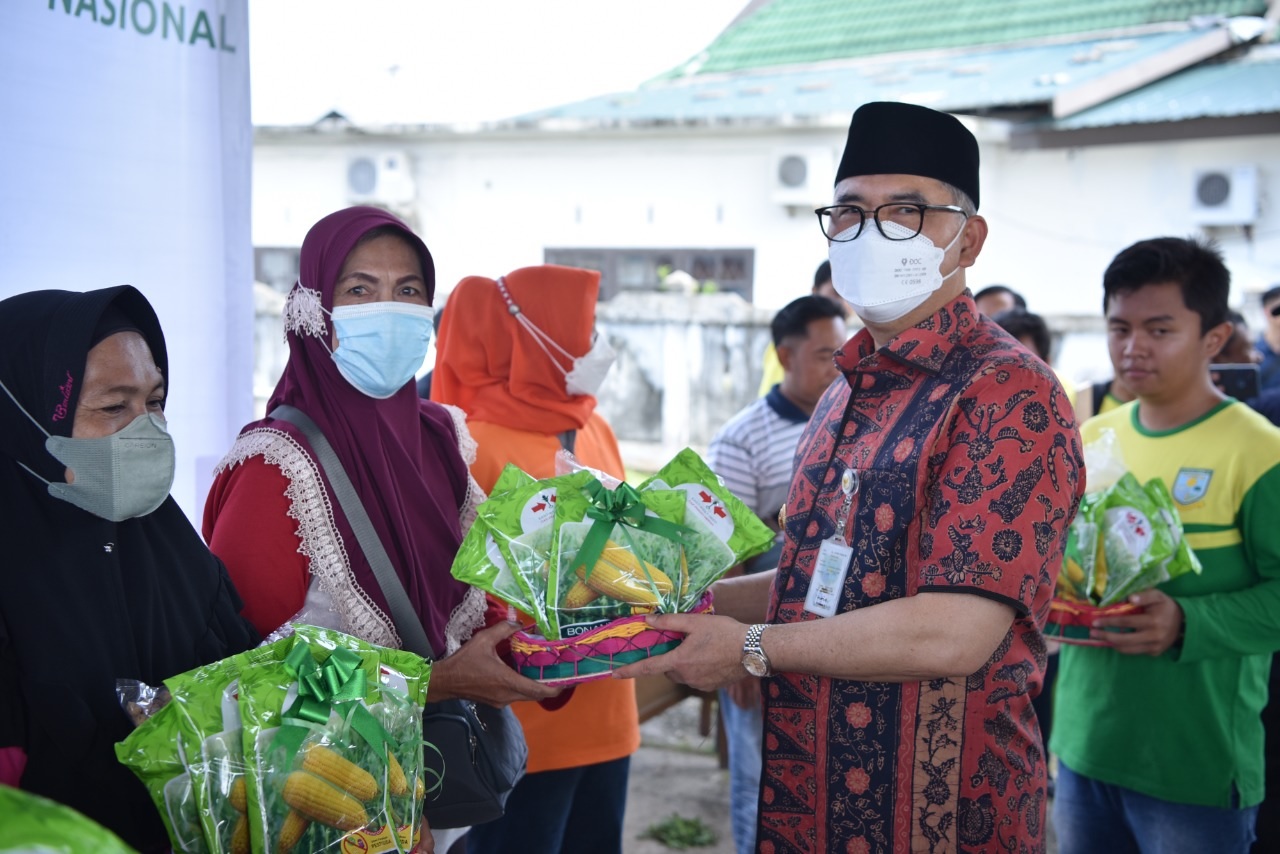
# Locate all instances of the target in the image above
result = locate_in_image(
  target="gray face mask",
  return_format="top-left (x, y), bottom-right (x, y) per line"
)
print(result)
top-left (0, 377), bottom-right (175, 521)
top-left (44, 413), bottom-right (176, 521)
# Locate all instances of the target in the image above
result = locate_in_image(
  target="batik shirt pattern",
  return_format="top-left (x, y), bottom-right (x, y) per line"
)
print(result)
top-left (759, 294), bottom-right (1084, 854)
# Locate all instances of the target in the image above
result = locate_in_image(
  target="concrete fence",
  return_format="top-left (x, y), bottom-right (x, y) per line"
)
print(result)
top-left (251, 288), bottom-right (1111, 468)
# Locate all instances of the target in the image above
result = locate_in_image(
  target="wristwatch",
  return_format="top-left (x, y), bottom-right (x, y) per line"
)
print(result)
top-left (741, 623), bottom-right (773, 678)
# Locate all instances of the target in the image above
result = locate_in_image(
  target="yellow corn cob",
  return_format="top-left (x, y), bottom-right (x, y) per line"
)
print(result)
top-left (414, 775), bottom-right (425, 802)
top-left (300, 744), bottom-right (378, 802)
top-left (227, 776), bottom-right (247, 813)
top-left (386, 750), bottom-right (408, 798)
top-left (282, 771), bottom-right (370, 831)
top-left (1063, 556), bottom-right (1085, 587)
top-left (229, 815), bottom-right (250, 854)
top-left (561, 580), bottom-right (601, 610)
top-left (1055, 571), bottom-right (1082, 602)
top-left (276, 809), bottom-right (310, 854)
top-left (630, 604), bottom-right (656, 615)
top-left (579, 540), bottom-right (674, 605)
top-left (679, 548), bottom-right (689, 597)
top-left (1093, 545), bottom-right (1109, 599)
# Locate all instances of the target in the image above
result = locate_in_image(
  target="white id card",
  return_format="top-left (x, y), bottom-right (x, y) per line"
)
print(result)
top-left (803, 537), bottom-right (853, 618)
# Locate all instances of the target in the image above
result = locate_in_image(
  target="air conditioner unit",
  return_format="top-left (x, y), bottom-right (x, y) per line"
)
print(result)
top-left (771, 148), bottom-right (835, 207)
top-left (346, 151), bottom-right (417, 205)
top-left (1191, 165), bottom-right (1259, 226)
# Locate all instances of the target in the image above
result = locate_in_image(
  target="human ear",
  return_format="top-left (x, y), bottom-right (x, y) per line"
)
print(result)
top-left (1203, 321), bottom-right (1233, 359)
top-left (957, 215), bottom-right (988, 267)
top-left (775, 342), bottom-right (796, 372)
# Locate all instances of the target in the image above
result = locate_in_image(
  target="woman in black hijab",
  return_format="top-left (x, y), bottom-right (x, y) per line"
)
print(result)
top-left (0, 286), bottom-right (258, 852)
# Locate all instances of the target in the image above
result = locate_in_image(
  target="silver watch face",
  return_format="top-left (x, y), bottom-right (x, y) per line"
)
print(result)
top-left (742, 652), bottom-right (769, 678)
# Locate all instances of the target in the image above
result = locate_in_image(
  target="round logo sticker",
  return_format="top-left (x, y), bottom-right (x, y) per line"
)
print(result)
top-left (520, 488), bottom-right (558, 532)
top-left (1104, 505), bottom-right (1154, 558)
top-left (677, 483), bottom-right (735, 542)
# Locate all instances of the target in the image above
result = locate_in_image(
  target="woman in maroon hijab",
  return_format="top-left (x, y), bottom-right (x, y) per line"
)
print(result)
top-left (202, 206), bottom-right (557, 774)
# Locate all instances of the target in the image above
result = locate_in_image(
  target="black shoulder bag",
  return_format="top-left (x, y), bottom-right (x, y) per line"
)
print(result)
top-left (270, 405), bottom-right (528, 829)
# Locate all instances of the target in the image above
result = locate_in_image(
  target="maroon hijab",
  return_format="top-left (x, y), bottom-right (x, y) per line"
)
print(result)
top-left (249, 206), bottom-right (469, 654)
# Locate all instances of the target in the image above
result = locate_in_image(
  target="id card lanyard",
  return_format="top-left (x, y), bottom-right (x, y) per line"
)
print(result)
top-left (803, 467), bottom-right (859, 618)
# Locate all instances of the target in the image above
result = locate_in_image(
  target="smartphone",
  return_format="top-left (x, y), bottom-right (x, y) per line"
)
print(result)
top-left (1213, 363), bottom-right (1260, 400)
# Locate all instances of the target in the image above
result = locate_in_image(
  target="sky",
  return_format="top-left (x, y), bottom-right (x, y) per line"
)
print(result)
top-left (249, 0), bottom-right (751, 127)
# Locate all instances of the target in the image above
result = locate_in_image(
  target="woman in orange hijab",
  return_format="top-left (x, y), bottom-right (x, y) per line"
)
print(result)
top-left (432, 265), bottom-right (636, 854)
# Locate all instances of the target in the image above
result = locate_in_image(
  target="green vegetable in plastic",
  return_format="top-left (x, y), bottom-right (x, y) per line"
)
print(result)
top-left (455, 469), bottom-right (596, 637)
top-left (549, 486), bottom-right (690, 639)
top-left (115, 700), bottom-right (207, 853)
top-left (640, 447), bottom-right (777, 608)
top-left (1066, 472), bottom-right (1201, 606)
top-left (452, 465), bottom-right (541, 617)
top-left (166, 657), bottom-right (246, 854)
top-left (238, 627), bottom-right (430, 854)
top-left (0, 784), bottom-right (139, 854)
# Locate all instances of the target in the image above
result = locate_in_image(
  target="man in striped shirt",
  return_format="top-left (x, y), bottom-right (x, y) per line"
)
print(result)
top-left (706, 293), bottom-right (845, 854)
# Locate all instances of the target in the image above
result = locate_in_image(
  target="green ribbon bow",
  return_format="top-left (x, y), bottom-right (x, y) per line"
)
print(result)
top-left (572, 479), bottom-right (696, 600)
top-left (270, 643), bottom-right (397, 764)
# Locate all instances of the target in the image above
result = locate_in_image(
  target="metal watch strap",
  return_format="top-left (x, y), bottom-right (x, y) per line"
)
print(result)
top-left (744, 623), bottom-right (771, 675)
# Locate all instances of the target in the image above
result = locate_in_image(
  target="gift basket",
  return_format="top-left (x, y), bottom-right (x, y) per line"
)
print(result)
top-left (1049, 430), bottom-right (1201, 645)
top-left (116, 625), bottom-right (431, 854)
top-left (452, 448), bottom-right (776, 684)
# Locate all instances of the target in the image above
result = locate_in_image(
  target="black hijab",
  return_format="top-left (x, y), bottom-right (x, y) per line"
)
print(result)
top-left (0, 286), bottom-right (259, 852)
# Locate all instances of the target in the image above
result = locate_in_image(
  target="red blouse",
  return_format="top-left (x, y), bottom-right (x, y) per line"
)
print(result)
top-left (203, 457), bottom-right (309, 638)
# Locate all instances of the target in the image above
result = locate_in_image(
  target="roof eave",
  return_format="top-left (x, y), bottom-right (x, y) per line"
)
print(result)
top-left (1051, 19), bottom-right (1263, 117)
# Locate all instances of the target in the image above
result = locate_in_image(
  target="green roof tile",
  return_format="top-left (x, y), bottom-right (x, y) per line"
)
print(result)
top-left (675, 0), bottom-right (1268, 75)
top-left (513, 30), bottom-right (1276, 129)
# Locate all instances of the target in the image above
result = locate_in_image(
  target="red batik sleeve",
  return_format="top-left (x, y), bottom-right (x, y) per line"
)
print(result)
top-left (916, 363), bottom-right (1083, 616)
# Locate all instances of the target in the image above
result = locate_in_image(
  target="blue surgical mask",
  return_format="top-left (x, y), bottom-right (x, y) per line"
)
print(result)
top-left (329, 303), bottom-right (435, 399)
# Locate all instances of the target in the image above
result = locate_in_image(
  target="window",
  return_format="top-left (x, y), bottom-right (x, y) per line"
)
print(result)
top-left (544, 247), bottom-right (755, 301)
top-left (254, 247), bottom-right (301, 294)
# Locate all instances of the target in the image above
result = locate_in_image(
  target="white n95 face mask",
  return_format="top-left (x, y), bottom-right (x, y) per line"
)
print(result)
top-left (829, 219), bottom-right (967, 324)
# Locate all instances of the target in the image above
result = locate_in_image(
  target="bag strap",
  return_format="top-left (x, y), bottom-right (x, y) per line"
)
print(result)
top-left (269, 404), bottom-right (437, 661)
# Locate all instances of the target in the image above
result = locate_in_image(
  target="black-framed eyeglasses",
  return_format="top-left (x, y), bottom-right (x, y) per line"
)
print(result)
top-left (814, 203), bottom-right (968, 242)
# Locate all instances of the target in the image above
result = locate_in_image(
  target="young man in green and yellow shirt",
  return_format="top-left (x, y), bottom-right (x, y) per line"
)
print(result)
top-left (1053, 236), bottom-right (1280, 853)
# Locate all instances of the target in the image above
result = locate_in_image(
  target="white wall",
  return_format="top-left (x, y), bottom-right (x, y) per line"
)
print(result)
top-left (982, 136), bottom-right (1280, 316)
top-left (253, 128), bottom-right (844, 306)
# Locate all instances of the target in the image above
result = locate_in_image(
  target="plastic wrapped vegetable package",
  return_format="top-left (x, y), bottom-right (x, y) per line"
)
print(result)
top-left (116, 626), bottom-right (431, 854)
top-left (1050, 470), bottom-right (1201, 644)
top-left (452, 448), bottom-right (775, 683)
top-left (0, 784), bottom-right (138, 854)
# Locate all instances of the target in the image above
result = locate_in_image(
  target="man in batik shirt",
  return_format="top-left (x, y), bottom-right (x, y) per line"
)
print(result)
top-left (618, 101), bottom-right (1084, 853)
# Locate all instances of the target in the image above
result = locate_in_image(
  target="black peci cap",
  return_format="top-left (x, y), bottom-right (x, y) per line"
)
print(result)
top-left (835, 101), bottom-right (980, 210)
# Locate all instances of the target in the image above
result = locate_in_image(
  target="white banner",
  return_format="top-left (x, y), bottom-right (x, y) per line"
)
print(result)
top-left (0, 0), bottom-right (253, 520)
